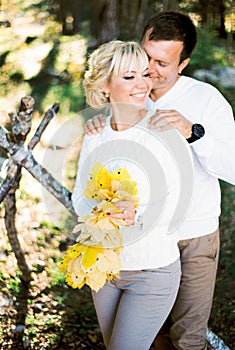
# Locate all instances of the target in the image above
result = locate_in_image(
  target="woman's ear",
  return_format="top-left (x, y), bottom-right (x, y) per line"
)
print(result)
top-left (101, 83), bottom-right (110, 99)
top-left (101, 83), bottom-right (110, 96)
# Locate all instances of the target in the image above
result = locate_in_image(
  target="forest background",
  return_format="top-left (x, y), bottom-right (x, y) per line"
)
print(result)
top-left (0, 0), bottom-right (234, 349)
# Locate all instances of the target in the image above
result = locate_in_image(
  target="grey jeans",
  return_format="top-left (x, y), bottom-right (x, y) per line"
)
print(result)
top-left (91, 258), bottom-right (181, 350)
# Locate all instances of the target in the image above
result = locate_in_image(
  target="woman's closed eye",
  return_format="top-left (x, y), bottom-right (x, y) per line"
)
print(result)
top-left (123, 75), bottom-right (135, 80)
top-left (143, 72), bottom-right (150, 77)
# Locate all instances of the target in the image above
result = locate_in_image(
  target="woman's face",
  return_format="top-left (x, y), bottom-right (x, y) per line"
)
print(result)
top-left (105, 67), bottom-right (153, 108)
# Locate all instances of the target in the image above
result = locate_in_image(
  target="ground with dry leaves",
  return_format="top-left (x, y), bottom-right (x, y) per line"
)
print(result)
top-left (0, 188), bottom-right (105, 350)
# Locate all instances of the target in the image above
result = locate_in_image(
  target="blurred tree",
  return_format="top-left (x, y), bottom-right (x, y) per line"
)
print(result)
top-left (52, 0), bottom-right (235, 43)
top-left (163, 0), bottom-right (179, 11)
top-left (100, 0), bottom-right (119, 42)
top-left (218, 0), bottom-right (227, 38)
top-left (59, 0), bottom-right (81, 35)
top-left (195, 0), bottom-right (228, 38)
top-left (119, 0), bottom-right (152, 40)
top-left (89, 0), bottom-right (107, 42)
top-left (89, 0), bottom-right (156, 44)
top-left (198, 0), bottom-right (210, 25)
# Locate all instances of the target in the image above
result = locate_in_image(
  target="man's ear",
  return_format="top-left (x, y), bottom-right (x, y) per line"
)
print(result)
top-left (179, 58), bottom-right (190, 74)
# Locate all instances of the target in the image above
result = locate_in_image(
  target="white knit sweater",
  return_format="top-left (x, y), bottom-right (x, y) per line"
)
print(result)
top-left (72, 111), bottom-right (183, 270)
top-left (146, 75), bottom-right (235, 239)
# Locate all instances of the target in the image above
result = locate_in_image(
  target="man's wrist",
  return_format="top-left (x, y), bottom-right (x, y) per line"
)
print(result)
top-left (186, 123), bottom-right (205, 144)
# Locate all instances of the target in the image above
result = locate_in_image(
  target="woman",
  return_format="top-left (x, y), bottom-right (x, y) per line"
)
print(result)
top-left (72, 40), bottom-right (181, 350)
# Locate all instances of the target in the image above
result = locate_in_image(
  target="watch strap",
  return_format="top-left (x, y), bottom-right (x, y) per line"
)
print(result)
top-left (187, 123), bottom-right (205, 144)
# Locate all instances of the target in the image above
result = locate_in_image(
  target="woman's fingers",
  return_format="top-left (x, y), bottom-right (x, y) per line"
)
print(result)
top-left (108, 201), bottom-right (135, 224)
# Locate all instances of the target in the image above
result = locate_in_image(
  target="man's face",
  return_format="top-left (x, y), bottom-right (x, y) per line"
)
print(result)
top-left (142, 31), bottom-right (189, 93)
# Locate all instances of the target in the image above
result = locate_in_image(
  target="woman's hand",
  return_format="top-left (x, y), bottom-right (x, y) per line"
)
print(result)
top-left (84, 114), bottom-right (106, 135)
top-left (108, 201), bottom-right (136, 226)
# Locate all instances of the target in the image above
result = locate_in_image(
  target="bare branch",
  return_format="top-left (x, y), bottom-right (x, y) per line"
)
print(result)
top-left (9, 96), bottom-right (35, 141)
top-left (0, 164), bottom-right (21, 203)
top-left (3, 183), bottom-right (31, 283)
top-left (0, 120), bottom-right (76, 216)
top-left (20, 152), bottom-right (76, 217)
top-left (0, 125), bottom-right (18, 154)
top-left (5, 146), bottom-right (76, 216)
top-left (0, 102), bottom-right (60, 202)
top-left (28, 103), bottom-right (59, 150)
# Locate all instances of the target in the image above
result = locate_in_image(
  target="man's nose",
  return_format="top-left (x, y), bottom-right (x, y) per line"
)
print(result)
top-left (148, 59), bottom-right (156, 72)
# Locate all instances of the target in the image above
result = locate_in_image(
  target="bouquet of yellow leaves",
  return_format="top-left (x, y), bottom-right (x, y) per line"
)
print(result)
top-left (60, 162), bottom-right (138, 292)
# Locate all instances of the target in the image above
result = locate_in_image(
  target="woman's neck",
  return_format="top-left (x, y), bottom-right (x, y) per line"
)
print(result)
top-left (110, 104), bottom-right (146, 131)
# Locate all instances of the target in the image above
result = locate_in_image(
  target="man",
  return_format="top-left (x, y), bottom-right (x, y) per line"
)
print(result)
top-left (84, 12), bottom-right (235, 350)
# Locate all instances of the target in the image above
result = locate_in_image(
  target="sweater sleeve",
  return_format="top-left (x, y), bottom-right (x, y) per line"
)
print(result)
top-left (190, 90), bottom-right (235, 185)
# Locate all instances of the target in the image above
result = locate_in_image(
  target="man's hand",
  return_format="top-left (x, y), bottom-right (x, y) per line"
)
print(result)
top-left (84, 114), bottom-right (106, 135)
top-left (148, 109), bottom-right (193, 139)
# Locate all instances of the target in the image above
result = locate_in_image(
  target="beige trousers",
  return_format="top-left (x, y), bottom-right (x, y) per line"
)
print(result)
top-left (154, 229), bottom-right (220, 350)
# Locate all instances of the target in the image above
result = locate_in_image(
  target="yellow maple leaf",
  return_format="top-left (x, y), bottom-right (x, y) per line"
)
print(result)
top-left (119, 179), bottom-right (138, 196)
top-left (81, 246), bottom-right (104, 270)
top-left (101, 201), bottom-right (121, 213)
top-left (96, 167), bottom-right (112, 189)
top-left (84, 180), bottom-right (104, 201)
top-left (85, 268), bottom-right (107, 292)
top-left (89, 162), bottom-right (103, 180)
top-left (111, 168), bottom-right (131, 181)
top-left (96, 249), bottom-right (121, 273)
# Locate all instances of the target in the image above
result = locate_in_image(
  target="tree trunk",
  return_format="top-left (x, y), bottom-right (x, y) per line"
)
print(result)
top-left (119, 0), bottom-right (150, 40)
top-left (198, 0), bottom-right (209, 25)
top-left (134, 0), bottom-right (150, 35)
top-left (218, 0), bottom-right (227, 38)
top-left (100, 0), bottom-right (119, 43)
top-left (163, 0), bottom-right (178, 11)
top-left (89, 0), bottom-right (107, 41)
top-left (59, 0), bottom-right (81, 35)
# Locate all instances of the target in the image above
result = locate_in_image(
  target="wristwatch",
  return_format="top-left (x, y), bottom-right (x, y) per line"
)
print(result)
top-left (186, 123), bottom-right (205, 144)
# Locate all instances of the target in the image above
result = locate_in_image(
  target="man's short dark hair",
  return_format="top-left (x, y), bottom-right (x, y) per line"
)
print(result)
top-left (142, 11), bottom-right (197, 63)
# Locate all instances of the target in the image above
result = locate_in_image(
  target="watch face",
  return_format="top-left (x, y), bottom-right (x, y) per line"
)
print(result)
top-left (193, 124), bottom-right (205, 138)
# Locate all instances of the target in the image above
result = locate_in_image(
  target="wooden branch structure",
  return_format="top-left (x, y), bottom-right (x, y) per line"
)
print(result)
top-left (0, 100), bottom-right (76, 216)
top-left (0, 97), bottom-right (76, 284)
top-left (2, 97), bottom-right (35, 283)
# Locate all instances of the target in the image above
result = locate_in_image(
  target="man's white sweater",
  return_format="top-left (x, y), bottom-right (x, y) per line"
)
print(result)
top-left (146, 75), bottom-right (235, 239)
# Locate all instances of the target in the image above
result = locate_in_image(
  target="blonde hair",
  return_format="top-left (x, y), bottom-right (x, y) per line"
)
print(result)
top-left (83, 40), bottom-right (149, 108)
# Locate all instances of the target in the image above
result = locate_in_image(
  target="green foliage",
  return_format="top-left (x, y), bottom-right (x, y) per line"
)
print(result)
top-left (186, 28), bottom-right (230, 74)
top-left (38, 221), bottom-right (61, 235)
top-left (209, 180), bottom-right (235, 345)
top-left (184, 28), bottom-right (235, 114)
top-left (41, 80), bottom-right (85, 118)
top-left (48, 263), bottom-right (65, 287)
top-left (0, 1), bottom-right (86, 116)
top-left (1, 273), bottom-right (22, 295)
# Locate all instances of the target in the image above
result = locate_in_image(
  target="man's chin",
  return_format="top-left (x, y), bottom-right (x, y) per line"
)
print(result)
top-left (150, 78), bottom-right (161, 87)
